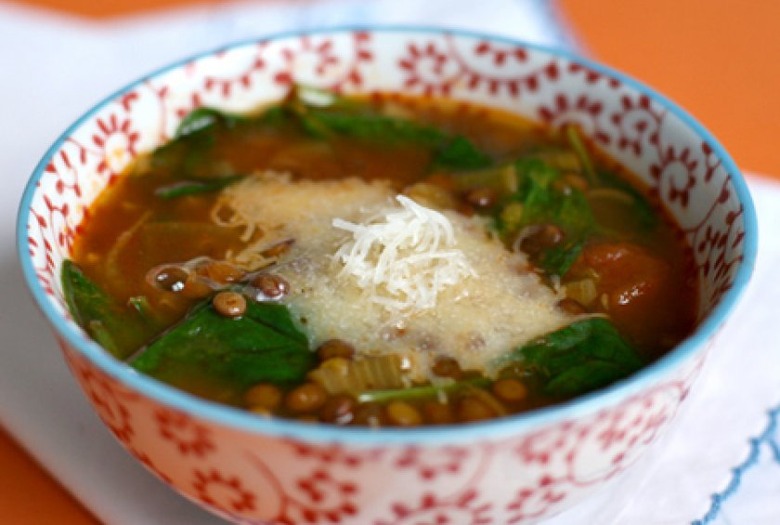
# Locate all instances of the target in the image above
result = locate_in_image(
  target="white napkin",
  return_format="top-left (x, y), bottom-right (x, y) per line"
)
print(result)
top-left (1, 1), bottom-right (778, 523)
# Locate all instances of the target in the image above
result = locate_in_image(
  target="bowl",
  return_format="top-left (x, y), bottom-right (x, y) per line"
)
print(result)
top-left (17, 27), bottom-right (756, 524)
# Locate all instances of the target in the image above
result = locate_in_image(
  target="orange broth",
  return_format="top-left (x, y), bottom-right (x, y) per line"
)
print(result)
top-left (67, 92), bottom-right (697, 426)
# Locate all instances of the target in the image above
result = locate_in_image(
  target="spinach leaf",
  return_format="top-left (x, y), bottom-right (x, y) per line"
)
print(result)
top-left (153, 88), bottom-right (493, 176)
top-left (539, 239), bottom-right (584, 276)
top-left (154, 174), bottom-right (244, 199)
top-left (174, 107), bottom-right (237, 139)
top-left (554, 189), bottom-right (595, 238)
top-left (596, 169), bottom-right (658, 230)
top-left (131, 299), bottom-right (316, 388)
top-left (500, 318), bottom-right (644, 397)
top-left (492, 158), bottom-right (595, 276)
top-left (311, 111), bottom-right (442, 143)
top-left (434, 135), bottom-right (492, 170)
top-left (303, 109), bottom-right (489, 169)
top-left (150, 108), bottom-right (246, 179)
top-left (273, 86), bottom-right (492, 170)
top-left (513, 158), bottom-right (594, 236)
top-left (61, 260), bottom-right (149, 358)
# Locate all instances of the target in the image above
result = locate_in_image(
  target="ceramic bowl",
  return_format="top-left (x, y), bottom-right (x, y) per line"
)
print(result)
top-left (17, 28), bottom-right (756, 524)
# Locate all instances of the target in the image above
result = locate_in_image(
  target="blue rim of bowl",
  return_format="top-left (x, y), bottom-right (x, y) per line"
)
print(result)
top-left (16, 25), bottom-right (758, 445)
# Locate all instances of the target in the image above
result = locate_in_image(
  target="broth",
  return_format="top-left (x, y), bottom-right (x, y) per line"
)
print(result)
top-left (64, 88), bottom-right (697, 426)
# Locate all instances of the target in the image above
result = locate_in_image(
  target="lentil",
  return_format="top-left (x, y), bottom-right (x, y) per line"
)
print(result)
top-left (557, 297), bottom-right (588, 315)
top-left (353, 402), bottom-right (385, 427)
top-left (285, 383), bottom-right (328, 413)
top-left (386, 401), bottom-right (423, 427)
top-left (316, 339), bottom-right (356, 361)
top-left (422, 400), bottom-right (455, 425)
top-left (198, 260), bottom-right (245, 284)
top-left (151, 265), bottom-right (189, 293)
top-left (456, 396), bottom-right (496, 422)
top-left (520, 224), bottom-right (565, 256)
top-left (262, 239), bottom-right (295, 258)
top-left (464, 187), bottom-right (497, 209)
top-left (179, 273), bottom-right (213, 300)
top-left (319, 394), bottom-right (357, 425)
top-left (212, 291), bottom-right (247, 318)
top-left (492, 378), bottom-right (528, 403)
top-left (244, 383), bottom-right (283, 410)
top-left (431, 356), bottom-right (463, 379)
top-left (251, 273), bottom-right (290, 299)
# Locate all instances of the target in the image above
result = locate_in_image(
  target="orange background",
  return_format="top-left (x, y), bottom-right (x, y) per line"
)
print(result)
top-left (2, 0), bottom-right (778, 523)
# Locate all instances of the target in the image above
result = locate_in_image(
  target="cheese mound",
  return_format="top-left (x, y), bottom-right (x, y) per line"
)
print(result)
top-left (332, 195), bottom-right (476, 314)
top-left (212, 173), bottom-right (574, 379)
top-left (212, 171), bottom-right (393, 269)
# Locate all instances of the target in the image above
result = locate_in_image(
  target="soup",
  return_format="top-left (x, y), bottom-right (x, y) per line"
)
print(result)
top-left (63, 87), bottom-right (697, 427)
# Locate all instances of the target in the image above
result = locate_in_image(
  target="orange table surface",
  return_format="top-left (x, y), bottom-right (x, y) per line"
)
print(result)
top-left (3, 1), bottom-right (778, 524)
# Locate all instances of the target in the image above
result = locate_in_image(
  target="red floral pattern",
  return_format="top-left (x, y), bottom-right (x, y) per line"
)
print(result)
top-left (398, 35), bottom-right (558, 97)
top-left (192, 468), bottom-right (257, 513)
top-left (375, 490), bottom-right (492, 525)
top-left (25, 30), bottom-right (748, 524)
top-left (155, 408), bottom-right (215, 458)
top-left (64, 344), bottom-right (139, 444)
top-left (273, 32), bottom-right (373, 91)
top-left (394, 446), bottom-right (470, 480)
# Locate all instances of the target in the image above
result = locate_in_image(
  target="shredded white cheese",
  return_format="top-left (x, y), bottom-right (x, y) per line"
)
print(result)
top-left (332, 195), bottom-right (476, 314)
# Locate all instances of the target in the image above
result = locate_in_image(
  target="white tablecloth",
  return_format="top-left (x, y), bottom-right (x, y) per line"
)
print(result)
top-left (1, 1), bottom-right (778, 523)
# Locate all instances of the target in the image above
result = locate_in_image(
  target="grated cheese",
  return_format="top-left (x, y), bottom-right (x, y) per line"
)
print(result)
top-left (211, 174), bottom-right (575, 379)
top-left (332, 195), bottom-right (476, 314)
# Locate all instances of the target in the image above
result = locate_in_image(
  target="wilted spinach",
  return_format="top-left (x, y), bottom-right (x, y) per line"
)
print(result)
top-left (261, 86), bottom-right (491, 170)
top-left (130, 299), bottom-right (316, 389)
top-left (150, 107), bottom-right (248, 179)
top-left (500, 317), bottom-right (644, 397)
top-left (61, 260), bottom-right (151, 358)
top-left (154, 174), bottom-right (244, 199)
top-left (491, 158), bottom-right (595, 276)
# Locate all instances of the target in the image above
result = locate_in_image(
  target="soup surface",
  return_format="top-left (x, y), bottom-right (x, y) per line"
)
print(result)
top-left (64, 87), bottom-right (697, 427)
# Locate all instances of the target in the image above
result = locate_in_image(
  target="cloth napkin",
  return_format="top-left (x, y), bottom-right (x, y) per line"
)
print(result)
top-left (1, 1), bottom-right (778, 523)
